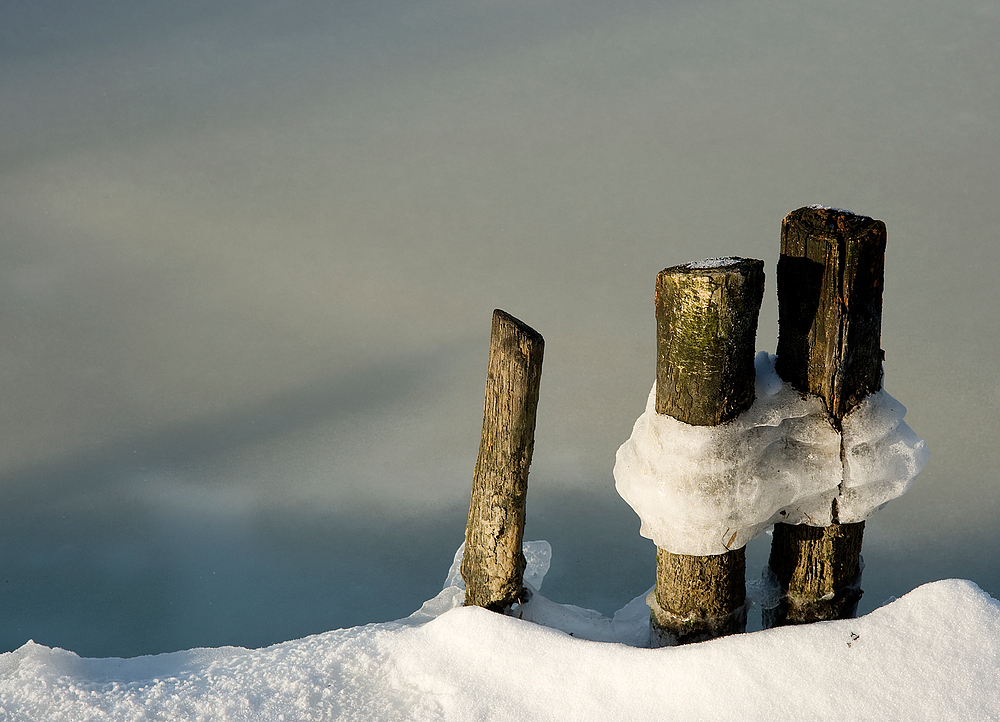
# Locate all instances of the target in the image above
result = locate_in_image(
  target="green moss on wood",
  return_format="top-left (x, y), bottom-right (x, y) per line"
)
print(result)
top-left (650, 258), bottom-right (764, 645)
top-left (655, 259), bottom-right (764, 425)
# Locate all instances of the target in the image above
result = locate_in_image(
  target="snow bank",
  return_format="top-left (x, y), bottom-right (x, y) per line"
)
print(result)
top-left (614, 353), bottom-right (928, 555)
top-left (1, 543), bottom-right (997, 721)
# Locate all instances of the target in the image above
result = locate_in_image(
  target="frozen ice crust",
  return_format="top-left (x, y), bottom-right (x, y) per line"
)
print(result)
top-left (613, 353), bottom-right (928, 556)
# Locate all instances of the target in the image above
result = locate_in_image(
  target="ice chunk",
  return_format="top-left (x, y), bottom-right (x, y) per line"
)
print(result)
top-left (522, 540), bottom-right (553, 591)
top-left (514, 590), bottom-right (618, 642)
top-left (611, 587), bottom-right (656, 647)
top-left (436, 541), bottom-right (632, 643)
top-left (443, 540), bottom-right (552, 592)
top-left (746, 565), bottom-right (783, 611)
top-left (407, 586), bottom-right (466, 624)
top-left (613, 353), bottom-right (928, 556)
top-left (444, 543), bottom-right (467, 590)
top-left (838, 391), bottom-right (929, 521)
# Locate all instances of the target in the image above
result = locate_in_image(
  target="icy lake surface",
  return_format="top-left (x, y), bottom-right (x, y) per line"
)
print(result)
top-left (1, 0), bottom-right (999, 658)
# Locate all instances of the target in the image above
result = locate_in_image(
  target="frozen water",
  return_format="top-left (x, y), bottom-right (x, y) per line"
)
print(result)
top-left (444, 540), bottom-right (552, 592)
top-left (418, 541), bottom-right (647, 644)
top-left (839, 392), bottom-right (929, 522)
top-left (614, 353), bottom-right (928, 555)
top-left (2, 0), bottom-right (998, 659)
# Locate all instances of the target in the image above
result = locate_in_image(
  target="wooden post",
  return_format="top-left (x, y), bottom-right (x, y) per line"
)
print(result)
top-left (650, 258), bottom-right (764, 645)
top-left (767, 205), bottom-right (887, 625)
top-left (461, 309), bottom-right (544, 612)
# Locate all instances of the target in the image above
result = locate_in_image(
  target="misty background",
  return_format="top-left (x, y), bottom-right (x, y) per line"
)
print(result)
top-left (1, 0), bottom-right (998, 657)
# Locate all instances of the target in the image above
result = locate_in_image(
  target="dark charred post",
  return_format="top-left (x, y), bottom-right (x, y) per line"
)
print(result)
top-left (774, 206), bottom-right (886, 421)
top-left (767, 205), bottom-right (887, 626)
top-left (461, 309), bottom-right (544, 612)
top-left (650, 258), bottom-right (765, 645)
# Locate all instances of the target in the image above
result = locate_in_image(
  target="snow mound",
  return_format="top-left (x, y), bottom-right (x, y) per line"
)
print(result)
top-left (2, 568), bottom-right (998, 721)
top-left (614, 353), bottom-right (929, 555)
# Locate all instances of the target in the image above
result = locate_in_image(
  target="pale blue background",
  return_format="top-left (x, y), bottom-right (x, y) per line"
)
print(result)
top-left (1, 0), bottom-right (997, 657)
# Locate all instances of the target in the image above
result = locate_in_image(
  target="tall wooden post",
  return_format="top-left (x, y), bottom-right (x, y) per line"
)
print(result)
top-left (767, 206), bottom-right (887, 625)
top-left (462, 309), bottom-right (544, 612)
top-left (650, 258), bottom-right (764, 645)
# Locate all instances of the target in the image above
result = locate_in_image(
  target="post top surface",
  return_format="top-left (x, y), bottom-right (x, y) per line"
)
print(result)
top-left (659, 257), bottom-right (764, 279)
top-left (492, 308), bottom-right (543, 342)
top-left (783, 206), bottom-right (885, 241)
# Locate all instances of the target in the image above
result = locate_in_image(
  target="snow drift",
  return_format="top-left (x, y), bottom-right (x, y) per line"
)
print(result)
top-left (1, 543), bottom-right (997, 721)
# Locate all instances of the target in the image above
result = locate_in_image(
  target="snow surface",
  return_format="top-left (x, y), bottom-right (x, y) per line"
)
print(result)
top-left (614, 353), bottom-right (928, 555)
top-left (807, 204), bottom-right (855, 213)
top-left (685, 257), bottom-right (743, 269)
top-left (2, 543), bottom-right (998, 721)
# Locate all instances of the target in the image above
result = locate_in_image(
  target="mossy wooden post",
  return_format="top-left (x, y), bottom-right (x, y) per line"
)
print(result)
top-left (650, 258), bottom-right (765, 645)
top-left (767, 205), bottom-right (887, 625)
top-left (461, 309), bottom-right (544, 612)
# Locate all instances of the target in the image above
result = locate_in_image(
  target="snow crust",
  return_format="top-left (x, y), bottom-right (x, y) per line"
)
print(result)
top-left (686, 257), bottom-right (742, 269)
top-left (807, 203), bottom-right (854, 213)
top-left (614, 353), bottom-right (928, 555)
top-left (2, 542), bottom-right (998, 722)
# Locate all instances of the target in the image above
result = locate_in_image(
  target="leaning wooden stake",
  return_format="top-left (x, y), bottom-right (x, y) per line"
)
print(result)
top-left (461, 309), bottom-right (544, 612)
top-left (650, 258), bottom-right (764, 645)
top-left (767, 205), bottom-right (887, 625)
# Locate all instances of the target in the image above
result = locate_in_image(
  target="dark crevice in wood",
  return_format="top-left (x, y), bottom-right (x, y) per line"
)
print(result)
top-left (768, 206), bottom-right (886, 626)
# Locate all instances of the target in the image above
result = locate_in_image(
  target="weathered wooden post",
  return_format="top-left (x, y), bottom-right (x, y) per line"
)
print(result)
top-left (649, 258), bottom-right (765, 645)
top-left (461, 309), bottom-right (544, 612)
top-left (767, 205), bottom-right (887, 625)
